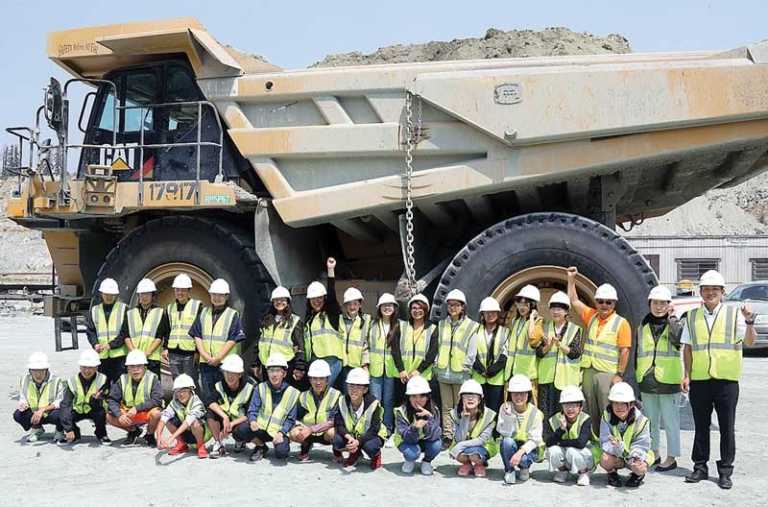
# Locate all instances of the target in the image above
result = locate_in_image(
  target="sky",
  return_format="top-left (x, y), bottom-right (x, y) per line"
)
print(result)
top-left (2, 0), bottom-right (768, 146)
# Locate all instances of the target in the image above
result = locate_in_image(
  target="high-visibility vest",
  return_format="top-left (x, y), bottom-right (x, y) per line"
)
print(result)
top-left (580, 313), bottom-right (626, 373)
top-left (166, 299), bottom-right (201, 352)
top-left (435, 317), bottom-right (478, 373)
top-left (393, 405), bottom-right (427, 447)
top-left (342, 314), bottom-right (371, 368)
top-left (505, 316), bottom-right (538, 380)
top-left (299, 387), bottom-right (341, 431)
top-left (508, 403), bottom-right (545, 461)
top-left (601, 409), bottom-right (655, 466)
top-left (20, 374), bottom-right (59, 411)
top-left (367, 320), bottom-right (398, 378)
top-left (119, 372), bottom-right (157, 409)
top-left (67, 373), bottom-right (107, 415)
top-left (635, 323), bottom-right (683, 384)
top-left (687, 305), bottom-right (742, 381)
top-left (472, 326), bottom-right (509, 386)
top-left (127, 307), bottom-right (164, 362)
top-left (399, 321), bottom-right (435, 380)
top-left (338, 396), bottom-right (388, 440)
top-left (198, 307), bottom-right (240, 364)
top-left (170, 394), bottom-right (211, 442)
top-left (304, 313), bottom-right (343, 361)
top-left (538, 321), bottom-right (583, 389)
top-left (255, 382), bottom-right (300, 437)
top-left (214, 379), bottom-right (255, 419)
top-left (259, 314), bottom-right (301, 366)
top-left (91, 301), bottom-right (128, 359)
top-left (449, 406), bottom-right (499, 457)
top-left (547, 411), bottom-right (601, 467)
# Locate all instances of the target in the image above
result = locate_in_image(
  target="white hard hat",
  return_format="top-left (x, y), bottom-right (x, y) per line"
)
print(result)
top-left (515, 285), bottom-right (541, 303)
top-left (346, 367), bottom-right (370, 385)
top-left (699, 270), bottom-right (725, 288)
top-left (172, 273), bottom-right (193, 289)
top-left (98, 278), bottom-right (120, 295)
top-left (408, 293), bottom-right (430, 309)
top-left (343, 287), bottom-right (364, 304)
top-left (221, 355), bottom-right (244, 374)
top-left (27, 352), bottom-right (50, 370)
top-left (559, 385), bottom-right (585, 404)
top-left (405, 376), bottom-right (432, 395)
top-left (479, 296), bottom-right (501, 313)
top-left (136, 278), bottom-right (157, 294)
top-left (548, 291), bottom-right (571, 308)
top-left (307, 281), bottom-right (327, 299)
top-left (308, 359), bottom-right (331, 378)
top-left (445, 289), bottom-right (467, 305)
top-left (209, 278), bottom-right (230, 295)
top-left (377, 293), bottom-right (398, 307)
top-left (595, 283), bottom-right (619, 301)
top-left (608, 382), bottom-right (636, 403)
top-left (507, 374), bottom-right (533, 393)
top-left (173, 374), bottom-right (196, 390)
top-left (459, 379), bottom-right (484, 396)
top-left (265, 352), bottom-right (289, 369)
top-left (648, 285), bottom-right (672, 302)
top-left (271, 286), bottom-right (291, 300)
top-left (125, 350), bottom-right (148, 366)
top-left (78, 349), bottom-right (101, 367)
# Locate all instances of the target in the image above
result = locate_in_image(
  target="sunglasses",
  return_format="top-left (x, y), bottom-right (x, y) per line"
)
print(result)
top-left (596, 299), bottom-right (615, 306)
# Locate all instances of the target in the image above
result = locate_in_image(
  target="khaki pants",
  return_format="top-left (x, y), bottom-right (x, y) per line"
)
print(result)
top-left (438, 382), bottom-right (461, 439)
top-left (582, 367), bottom-right (614, 434)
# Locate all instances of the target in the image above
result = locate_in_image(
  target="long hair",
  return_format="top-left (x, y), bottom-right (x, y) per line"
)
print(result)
top-left (407, 301), bottom-right (431, 327)
top-left (479, 311), bottom-right (506, 328)
top-left (262, 300), bottom-right (294, 328)
top-left (305, 295), bottom-right (327, 323)
top-left (456, 395), bottom-right (486, 421)
top-left (607, 402), bottom-right (637, 426)
top-left (404, 393), bottom-right (438, 421)
top-left (374, 306), bottom-right (400, 348)
top-left (507, 298), bottom-right (538, 321)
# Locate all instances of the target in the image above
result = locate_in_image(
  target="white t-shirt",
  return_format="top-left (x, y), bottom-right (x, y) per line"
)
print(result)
top-left (680, 303), bottom-right (746, 345)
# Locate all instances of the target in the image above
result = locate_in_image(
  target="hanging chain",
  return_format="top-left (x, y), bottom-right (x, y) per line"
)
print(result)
top-left (403, 90), bottom-right (419, 296)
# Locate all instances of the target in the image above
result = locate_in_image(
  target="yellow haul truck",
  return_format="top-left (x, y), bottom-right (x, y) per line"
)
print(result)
top-left (5, 18), bottom-right (768, 354)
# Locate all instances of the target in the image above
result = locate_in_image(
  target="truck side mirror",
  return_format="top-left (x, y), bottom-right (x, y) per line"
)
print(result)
top-left (45, 77), bottom-right (63, 132)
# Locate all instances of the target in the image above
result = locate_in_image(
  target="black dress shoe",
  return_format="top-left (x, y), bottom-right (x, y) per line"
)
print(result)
top-left (625, 473), bottom-right (645, 488)
top-left (685, 467), bottom-right (709, 483)
top-left (607, 471), bottom-right (623, 487)
top-left (718, 475), bottom-right (733, 489)
top-left (656, 460), bottom-right (678, 472)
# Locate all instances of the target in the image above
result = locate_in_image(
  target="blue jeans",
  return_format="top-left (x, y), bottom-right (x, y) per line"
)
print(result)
top-left (199, 363), bottom-right (223, 403)
top-left (500, 437), bottom-right (537, 472)
top-left (399, 439), bottom-right (442, 463)
top-left (369, 376), bottom-right (395, 432)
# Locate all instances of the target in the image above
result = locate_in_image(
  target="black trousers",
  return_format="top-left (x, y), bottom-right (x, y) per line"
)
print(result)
top-left (13, 409), bottom-right (62, 432)
top-left (98, 357), bottom-right (126, 386)
top-left (689, 379), bottom-right (738, 474)
top-left (60, 408), bottom-right (108, 439)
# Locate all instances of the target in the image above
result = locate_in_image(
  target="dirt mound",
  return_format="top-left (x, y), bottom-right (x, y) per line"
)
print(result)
top-left (0, 179), bottom-right (52, 274)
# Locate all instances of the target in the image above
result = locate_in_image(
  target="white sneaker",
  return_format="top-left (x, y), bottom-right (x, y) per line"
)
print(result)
top-left (25, 428), bottom-right (44, 442)
top-left (210, 441), bottom-right (225, 459)
top-left (401, 460), bottom-right (415, 474)
top-left (420, 461), bottom-right (434, 476)
top-left (553, 471), bottom-right (568, 483)
top-left (577, 473), bottom-right (590, 486)
top-left (384, 436), bottom-right (395, 448)
top-left (518, 468), bottom-right (530, 482)
top-left (504, 471), bottom-right (516, 485)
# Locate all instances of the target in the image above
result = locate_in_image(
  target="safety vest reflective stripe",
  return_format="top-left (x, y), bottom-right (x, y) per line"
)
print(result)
top-left (472, 326), bottom-right (509, 386)
top-left (393, 405), bottom-right (426, 447)
top-left (581, 313), bottom-right (624, 373)
top-left (635, 323), bottom-right (683, 384)
top-left (602, 410), bottom-right (655, 466)
top-left (166, 300), bottom-right (201, 352)
top-left (339, 396), bottom-right (388, 439)
top-left (342, 314), bottom-right (371, 368)
top-left (304, 313), bottom-right (343, 361)
top-left (687, 305), bottom-right (742, 381)
top-left (449, 406), bottom-right (499, 457)
top-left (538, 321), bottom-right (582, 389)
top-left (299, 387), bottom-right (341, 428)
top-left (21, 375), bottom-right (59, 410)
top-left (505, 317), bottom-right (537, 380)
top-left (67, 373), bottom-right (107, 414)
top-left (548, 411), bottom-right (601, 465)
top-left (120, 372), bottom-right (157, 408)
top-left (199, 307), bottom-right (239, 364)
top-left (92, 301), bottom-right (128, 359)
top-left (170, 394), bottom-right (212, 441)
top-left (436, 317), bottom-right (479, 372)
top-left (215, 381), bottom-right (255, 419)
top-left (511, 404), bottom-right (545, 460)
top-left (256, 383), bottom-right (300, 437)
top-left (259, 314), bottom-right (300, 366)
top-left (127, 307), bottom-right (164, 361)
top-left (400, 322), bottom-right (435, 380)
top-left (367, 321), bottom-right (398, 378)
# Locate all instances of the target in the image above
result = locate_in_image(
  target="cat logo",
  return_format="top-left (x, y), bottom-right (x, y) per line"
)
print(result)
top-left (110, 158), bottom-right (131, 171)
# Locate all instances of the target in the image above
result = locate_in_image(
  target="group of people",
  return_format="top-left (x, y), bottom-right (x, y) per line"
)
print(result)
top-left (13, 259), bottom-right (755, 489)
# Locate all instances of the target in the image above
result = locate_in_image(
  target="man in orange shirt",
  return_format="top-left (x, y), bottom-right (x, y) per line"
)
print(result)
top-left (566, 267), bottom-right (631, 433)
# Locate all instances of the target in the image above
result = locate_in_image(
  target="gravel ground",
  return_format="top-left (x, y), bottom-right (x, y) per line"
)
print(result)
top-left (2, 316), bottom-right (767, 506)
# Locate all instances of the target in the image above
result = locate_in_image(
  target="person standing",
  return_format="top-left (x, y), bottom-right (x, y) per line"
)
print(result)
top-left (394, 294), bottom-right (437, 388)
top-left (304, 258), bottom-right (345, 388)
top-left (470, 297), bottom-right (509, 413)
top-left (681, 270), bottom-right (755, 489)
top-left (504, 285), bottom-right (543, 395)
top-left (85, 278), bottom-right (128, 385)
top-left (255, 286), bottom-right (306, 387)
top-left (367, 293), bottom-right (400, 435)
top-left (163, 273), bottom-right (203, 380)
top-left (339, 287), bottom-right (371, 389)
top-left (123, 279), bottom-right (169, 378)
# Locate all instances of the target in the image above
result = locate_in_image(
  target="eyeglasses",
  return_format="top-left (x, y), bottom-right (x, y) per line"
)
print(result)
top-left (596, 299), bottom-right (615, 306)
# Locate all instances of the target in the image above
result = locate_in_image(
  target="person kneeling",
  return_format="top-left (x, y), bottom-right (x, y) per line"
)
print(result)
top-left (448, 379), bottom-right (498, 478)
top-left (106, 350), bottom-right (162, 446)
top-left (497, 375), bottom-right (544, 484)
top-left (600, 382), bottom-right (654, 488)
top-left (395, 376), bottom-right (442, 476)
top-left (157, 374), bottom-right (211, 459)
top-left (545, 386), bottom-right (599, 486)
top-left (289, 359), bottom-right (341, 461)
top-left (205, 355), bottom-right (255, 458)
top-left (59, 350), bottom-right (110, 445)
top-left (14, 352), bottom-right (64, 443)
top-left (333, 368), bottom-right (386, 470)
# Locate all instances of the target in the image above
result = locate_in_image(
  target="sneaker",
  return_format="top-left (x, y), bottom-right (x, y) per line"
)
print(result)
top-left (553, 470), bottom-right (568, 483)
top-left (401, 460), bottom-right (416, 474)
top-left (233, 441), bottom-right (246, 453)
top-left (625, 473), bottom-right (644, 488)
top-left (169, 441), bottom-right (189, 456)
top-left (518, 468), bottom-right (530, 482)
top-left (607, 471), bottom-right (623, 487)
top-left (25, 428), bottom-right (44, 442)
top-left (458, 462), bottom-right (473, 476)
top-left (504, 471), bottom-right (516, 485)
top-left (441, 437), bottom-right (452, 451)
top-left (370, 452), bottom-right (382, 470)
top-left (577, 473), bottom-right (591, 486)
top-left (473, 463), bottom-right (487, 477)
top-left (298, 442), bottom-right (312, 462)
top-left (332, 449), bottom-right (344, 464)
top-left (123, 428), bottom-right (141, 446)
top-left (197, 445), bottom-right (209, 459)
top-left (343, 449), bottom-right (361, 467)
top-left (384, 436), bottom-right (395, 448)
top-left (53, 431), bottom-right (64, 443)
top-left (98, 436), bottom-right (112, 445)
top-left (249, 446), bottom-right (266, 462)
top-left (142, 434), bottom-right (157, 447)
top-left (420, 461), bottom-right (434, 476)
top-left (210, 441), bottom-right (225, 459)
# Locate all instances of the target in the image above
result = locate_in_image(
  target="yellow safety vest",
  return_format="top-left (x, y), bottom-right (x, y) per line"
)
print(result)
top-left (547, 411), bottom-right (601, 467)
top-left (299, 387), bottom-right (341, 431)
top-left (259, 314), bottom-right (301, 366)
top-left (601, 409), bottom-right (655, 466)
top-left (119, 372), bottom-right (157, 409)
top-left (435, 317), bottom-right (479, 374)
top-left (367, 320), bottom-right (398, 378)
top-left (635, 323), bottom-right (683, 384)
top-left (538, 321), bottom-right (583, 389)
top-left (166, 299), bottom-right (201, 352)
top-left (505, 316), bottom-right (538, 380)
top-left (127, 307), bottom-right (164, 362)
top-left (393, 405), bottom-right (427, 447)
top-left (198, 307), bottom-right (240, 364)
top-left (214, 379), bottom-right (255, 419)
top-left (338, 396), bottom-right (388, 440)
top-left (400, 321), bottom-right (435, 380)
top-left (687, 305), bottom-right (742, 381)
top-left (472, 326), bottom-right (509, 386)
top-left (449, 406), bottom-right (499, 457)
top-left (509, 403), bottom-right (545, 461)
top-left (581, 313), bottom-right (626, 373)
top-left (304, 313), bottom-right (343, 361)
top-left (342, 314), bottom-right (371, 368)
top-left (170, 394), bottom-right (212, 442)
top-left (91, 301), bottom-right (128, 359)
top-left (255, 382), bottom-right (299, 437)
top-left (20, 374), bottom-right (59, 411)
top-left (67, 373), bottom-right (107, 415)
